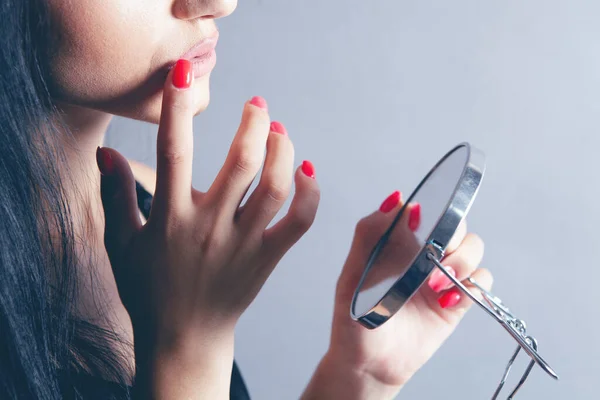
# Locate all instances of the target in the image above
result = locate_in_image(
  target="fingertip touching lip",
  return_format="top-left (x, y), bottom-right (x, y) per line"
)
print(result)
top-left (168, 30), bottom-right (219, 70)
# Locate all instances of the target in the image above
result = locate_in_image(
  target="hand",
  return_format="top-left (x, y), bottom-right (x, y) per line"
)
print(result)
top-left (97, 60), bottom-right (320, 398)
top-left (306, 191), bottom-right (492, 400)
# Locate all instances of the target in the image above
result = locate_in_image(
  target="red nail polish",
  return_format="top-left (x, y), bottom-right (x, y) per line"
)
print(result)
top-left (96, 147), bottom-right (114, 176)
top-left (438, 289), bottom-right (461, 309)
top-left (250, 96), bottom-right (268, 110)
top-left (172, 59), bottom-right (192, 89)
top-left (428, 266), bottom-right (456, 293)
top-left (409, 203), bottom-right (421, 231)
top-left (302, 160), bottom-right (315, 179)
top-left (270, 121), bottom-right (287, 135)
top-left (379, 191), bottom-right (401, 213)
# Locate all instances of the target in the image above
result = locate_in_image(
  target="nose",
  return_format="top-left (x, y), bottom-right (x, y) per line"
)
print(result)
top-left (173, 0), bottom-right (237, 20)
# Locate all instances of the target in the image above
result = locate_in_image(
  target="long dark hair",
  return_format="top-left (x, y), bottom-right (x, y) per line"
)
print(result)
top-left (0, 0), bottom-right (130, 398)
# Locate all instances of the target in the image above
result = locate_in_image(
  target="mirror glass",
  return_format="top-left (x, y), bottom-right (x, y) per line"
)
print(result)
top-left (352, 145), bottom-right (470, 317)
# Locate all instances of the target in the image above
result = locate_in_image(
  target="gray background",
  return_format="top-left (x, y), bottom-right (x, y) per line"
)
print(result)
top-left (105, 1), bottom-right (598, 398)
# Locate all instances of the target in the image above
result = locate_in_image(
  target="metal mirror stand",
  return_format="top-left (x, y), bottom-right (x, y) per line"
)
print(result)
top-left (426, 242), bottom-right (559, 399)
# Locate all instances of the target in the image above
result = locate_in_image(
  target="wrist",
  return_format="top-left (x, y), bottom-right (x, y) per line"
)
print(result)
top-left (301, 351), bottom-right (402, 400)
top-left (132, 325), bottom-right (236, 400)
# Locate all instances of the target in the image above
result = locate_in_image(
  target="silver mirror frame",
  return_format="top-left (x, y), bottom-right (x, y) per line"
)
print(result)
top-left (350, 142), bottom-right (484, 327)
top-left (349, 142), bottom-right (558, 399)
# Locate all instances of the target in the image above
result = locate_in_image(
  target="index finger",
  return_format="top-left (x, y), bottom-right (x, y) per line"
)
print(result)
top-left (152, 59), bottom-right (196, 218)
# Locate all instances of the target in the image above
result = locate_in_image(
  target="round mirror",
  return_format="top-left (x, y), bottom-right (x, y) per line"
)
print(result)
top-left (351, 143), bottom-right (485, 327)
top-left (349, 142), bottom-right (559, 395)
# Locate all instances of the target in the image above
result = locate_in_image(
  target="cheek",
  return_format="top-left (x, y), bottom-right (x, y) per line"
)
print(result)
top-left (47, 0), bottom-right (186, 121)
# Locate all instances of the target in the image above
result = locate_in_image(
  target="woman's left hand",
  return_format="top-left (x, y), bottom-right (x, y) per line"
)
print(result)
top-left (302, 191), bottom-right (493, 400)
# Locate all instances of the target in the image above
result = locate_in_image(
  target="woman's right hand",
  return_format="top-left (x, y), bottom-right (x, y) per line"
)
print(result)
top-left (96, 59), bottom-right (320, 398)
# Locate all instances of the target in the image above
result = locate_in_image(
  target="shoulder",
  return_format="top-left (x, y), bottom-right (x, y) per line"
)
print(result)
top-left (127, 159), bottom-right (157, 196)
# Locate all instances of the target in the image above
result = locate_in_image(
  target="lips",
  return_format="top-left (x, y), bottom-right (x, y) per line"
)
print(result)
top-left (165, 30), bottom-right (219, 78)
top-left (180, 31), bottom-right (219, 61)
top-left (167, 31), bottom-right (219, 71)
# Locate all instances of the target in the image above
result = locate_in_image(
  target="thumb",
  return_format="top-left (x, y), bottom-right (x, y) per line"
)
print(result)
top-left (96, 146), bottom-right (142, 259)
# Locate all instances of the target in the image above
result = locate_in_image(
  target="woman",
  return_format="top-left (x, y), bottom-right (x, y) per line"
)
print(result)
top-left (0, 0), bottom-right (492, 398)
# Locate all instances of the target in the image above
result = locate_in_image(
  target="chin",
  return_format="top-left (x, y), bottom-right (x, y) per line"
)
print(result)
top-left (191, 79), bottom-right (211, 116)
top-left (118, 75), bottom-right (211, 125)
top-left (54, 71), bottom-right (212, 126)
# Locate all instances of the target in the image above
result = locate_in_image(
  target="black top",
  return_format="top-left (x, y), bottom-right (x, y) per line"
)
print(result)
top-left (134, 181), bottom-right (251, 400)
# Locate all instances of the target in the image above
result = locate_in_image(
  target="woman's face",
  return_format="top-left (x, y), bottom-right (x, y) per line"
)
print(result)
top-left (46, 0), bottom-right (237, 123)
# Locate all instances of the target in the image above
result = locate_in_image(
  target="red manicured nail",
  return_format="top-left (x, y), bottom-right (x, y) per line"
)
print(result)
top-left (250, 96), bottom-right (268, 110)
top-left (438, 289), bottom-right (461, 309)
top-left (428, 266), bottom-right (456, 293)
top-left (270, 121), bottom-right (287, 135)
top-left (408, 203), bottom-right (421, 231)
top-left (96, 147), bottom-right (114, 176)
top-left (172, 59), bottom-right (192, 89)
top-left (379, 191), bottom-right (402, 213)
top-left (302, 160), bottom-right (315, 179)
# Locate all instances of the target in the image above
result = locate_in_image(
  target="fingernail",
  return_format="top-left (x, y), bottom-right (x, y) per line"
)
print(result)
top-left (408, 203), bottom-right (421, 231)
top-left (438, 289), bottom-right (461, 309)
top-left (172, 59), bottom-right (192, 89)
top-left (379, 191), bottom-right (402, 213)
top-left (250, 96), bottom-right (268, 110)
top-left (302, 160), bottom-right (315, 179)
top-left (428, 266), bottom-right (456, 293)
top-left (270, 121), bottom-right (287, 135)
top-left (96, 147), bottom-right (114, 176)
